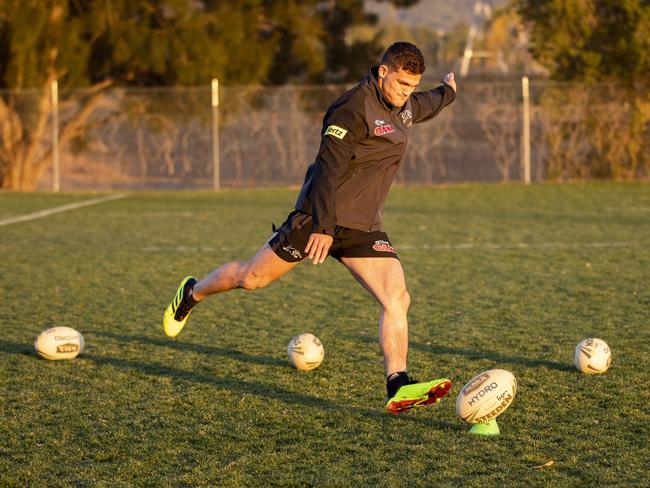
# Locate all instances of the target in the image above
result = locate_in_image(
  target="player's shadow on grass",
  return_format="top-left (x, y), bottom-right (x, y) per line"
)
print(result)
top-left (412, 342), bottom-right (574, 372)
top-left (352, 335), bottom-right (573, 372)
top-left (0, 338), bottom-right (458, 431)
top-left (81, 352), bottom-right (458, 429)
top-left (89, 330), bottom-right (287, 368)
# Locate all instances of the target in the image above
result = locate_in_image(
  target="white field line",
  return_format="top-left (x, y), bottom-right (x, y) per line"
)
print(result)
top-left (141, 241), bottom-right (639, 253)
top-left (0, 194), bottom-right (127, 227)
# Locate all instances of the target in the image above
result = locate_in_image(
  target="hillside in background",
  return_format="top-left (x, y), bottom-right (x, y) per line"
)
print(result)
top-left (367, 0), bottom-right (508, 31)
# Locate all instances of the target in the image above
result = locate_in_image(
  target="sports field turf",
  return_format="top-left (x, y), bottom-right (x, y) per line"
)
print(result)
top-left (1, 183), bottom-right (649, 486)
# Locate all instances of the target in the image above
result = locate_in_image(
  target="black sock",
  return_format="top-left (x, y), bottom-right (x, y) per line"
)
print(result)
top-left (173, 279), bottom-right (199, 321)
top-left (183, 280), bottom-right (199, 307)
top-left (386, 371), bottom-right (410, 398)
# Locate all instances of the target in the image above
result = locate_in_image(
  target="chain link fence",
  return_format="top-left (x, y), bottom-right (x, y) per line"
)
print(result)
top-left (1, 80), bottom-right (647, 191)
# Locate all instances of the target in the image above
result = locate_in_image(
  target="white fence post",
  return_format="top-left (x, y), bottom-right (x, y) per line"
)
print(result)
top-left (51, 79), bottom-right (60, 192)
top-left (521, 76), bottom-right (531, 185)
top-left (211, 78), bottom-right (220, 191)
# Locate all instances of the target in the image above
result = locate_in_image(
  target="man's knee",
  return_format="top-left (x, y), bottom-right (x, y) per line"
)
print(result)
top-left (239, 268), bottom-right (272, 291)
top-left (384, 289), bottom-right (410, 314)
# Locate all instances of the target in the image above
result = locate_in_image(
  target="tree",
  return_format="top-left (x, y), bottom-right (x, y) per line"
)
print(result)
top-left (0, 0), bottom-right (292, 189)
top-left (266, 0), bottom-right (420, 84)
top-left (0, 0), bottom-right (422, 190)
top-left (516, 0), bottom-right (649, 180)
top-left (517, 0), bottom-right (650, 83)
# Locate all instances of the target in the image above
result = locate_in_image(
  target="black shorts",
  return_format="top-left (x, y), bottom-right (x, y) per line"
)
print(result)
top-left (268, 210), bottom-right (399, 263)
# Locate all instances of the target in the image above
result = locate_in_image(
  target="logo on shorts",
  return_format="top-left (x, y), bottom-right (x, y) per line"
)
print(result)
top-left (372, 240), bottom-right (396, 253)
top-left (282, 244), bottom-right (303, 259)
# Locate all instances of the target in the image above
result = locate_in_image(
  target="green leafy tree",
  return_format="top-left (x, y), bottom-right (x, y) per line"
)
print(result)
top-left (517, 0), bottom-right (650, 83)
top-left (266, 0), bottom-right (420, 84)
top-left (517, 0), bottom-right (649, 179)
top-left (322, 0), bottom-right (421, 83)
top-left (0, 0), bottom-right (286, 189)
top-left (0, 0), bottom-right (419, 189)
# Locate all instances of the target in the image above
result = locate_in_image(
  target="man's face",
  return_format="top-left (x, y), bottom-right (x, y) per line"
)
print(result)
top-left (377, 65), bottom-right (421, 108)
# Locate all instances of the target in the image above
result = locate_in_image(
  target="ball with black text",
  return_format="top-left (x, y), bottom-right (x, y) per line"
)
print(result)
top-left (574, 338), bottom-right (611, 374)
top-left (34, 326), bottom-right (84, 360)
top-left (287, 333), bottom-right (324, 371)
top-left (456, 369), bottom-right (517, 424)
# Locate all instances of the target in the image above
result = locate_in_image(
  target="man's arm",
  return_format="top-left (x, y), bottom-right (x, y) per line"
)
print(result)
top-left (410, 72), bottom-right (457, 124)
top-left (305, 101), bottom-right (367, 264)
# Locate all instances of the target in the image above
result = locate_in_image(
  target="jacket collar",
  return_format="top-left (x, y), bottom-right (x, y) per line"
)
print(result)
top-left (366, 66), bottom-right (396, 111)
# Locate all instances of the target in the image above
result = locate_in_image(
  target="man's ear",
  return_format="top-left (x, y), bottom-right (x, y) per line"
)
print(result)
top-left (378, 65), bottom-right (389, 79)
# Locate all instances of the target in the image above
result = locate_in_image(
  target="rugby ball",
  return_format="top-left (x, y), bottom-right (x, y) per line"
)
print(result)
top-left (34, 326), bottom-right (84, 360)
top-left (574, 338), bottom-right (611, 374)
top-left (456, 369), bottom-right (517, 424)
top-left (287, 333), bottom-right (324, 371)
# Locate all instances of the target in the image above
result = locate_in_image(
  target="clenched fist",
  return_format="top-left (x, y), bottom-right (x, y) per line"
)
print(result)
top-left (444, 72), bottom-right (457, 93)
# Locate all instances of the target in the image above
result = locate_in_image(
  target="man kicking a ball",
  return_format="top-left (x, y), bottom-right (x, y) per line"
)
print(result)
top-left (163, 42), bottom-right (457, 414)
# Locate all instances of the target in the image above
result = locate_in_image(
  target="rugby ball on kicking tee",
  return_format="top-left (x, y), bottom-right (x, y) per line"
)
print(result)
top-left (34, 326), bottom-right (84, 360)
top-left (456, 369), bottom-right (517, 424)
top-left (574, 338), bottom-right (611, 374)
top-left (287, 333), bottom-right (324, 371)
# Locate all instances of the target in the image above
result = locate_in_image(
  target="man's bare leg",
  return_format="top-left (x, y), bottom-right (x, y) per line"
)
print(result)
top-left (340, 257), bottom-right (410, 376)
top-left (340, 256), bottom-right (451, 413)
top-left (163, 241), bottom-right (299, 337)
top-left (192, 243), bottom-right (300, 300)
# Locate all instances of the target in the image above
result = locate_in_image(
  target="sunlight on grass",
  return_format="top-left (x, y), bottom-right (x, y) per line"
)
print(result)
top-left (1, 183), bottom-right (649, 486)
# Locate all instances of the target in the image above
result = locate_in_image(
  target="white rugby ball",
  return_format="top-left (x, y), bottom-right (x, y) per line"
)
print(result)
top-left (34, 326), bottom-right (84, 360)
top-left (574, 338), bottom-right (611, 374)
top-left (287, 333), bottom-right (324, 371)
top-left (456, 369), bottom-right (517, 424)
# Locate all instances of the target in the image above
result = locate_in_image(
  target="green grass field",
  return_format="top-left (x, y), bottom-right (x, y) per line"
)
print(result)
top-left (1, 183), bottom-right (649, 487)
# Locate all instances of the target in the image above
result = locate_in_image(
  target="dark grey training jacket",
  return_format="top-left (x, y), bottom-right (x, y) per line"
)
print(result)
top-left (295, 66), bottom-right (456, 235)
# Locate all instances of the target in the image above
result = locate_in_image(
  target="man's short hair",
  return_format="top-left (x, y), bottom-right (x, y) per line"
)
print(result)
top-left (380, 42), bottom-right (425, 75)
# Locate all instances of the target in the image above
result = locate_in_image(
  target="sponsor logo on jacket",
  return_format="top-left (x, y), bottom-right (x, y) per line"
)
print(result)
top-left (374, 120), bottom-right (395, 136)
top-left (324, 125), bottom-right (347, 139)
top-left (400, 109), bottom-right (413, 127)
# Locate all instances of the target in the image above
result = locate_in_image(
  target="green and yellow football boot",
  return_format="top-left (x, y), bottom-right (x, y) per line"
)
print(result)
top-left (163, 276), bottom-right (198, 337)
top-left (386, 373), bottom-right (452, 415)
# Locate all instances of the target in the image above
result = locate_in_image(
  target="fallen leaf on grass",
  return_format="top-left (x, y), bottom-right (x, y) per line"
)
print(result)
top-left (532, 460), bottom-right (555, 469)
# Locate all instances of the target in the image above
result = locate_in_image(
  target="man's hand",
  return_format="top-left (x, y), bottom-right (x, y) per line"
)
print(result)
top-left (444, 72), bottom-right (456, 93)
top-left (304, 233), bottom-right (333, 265)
